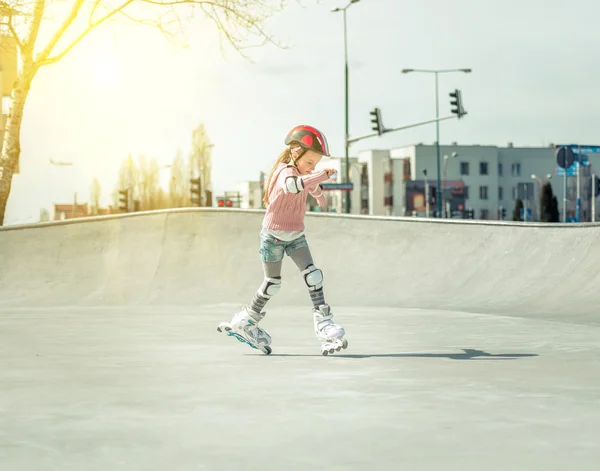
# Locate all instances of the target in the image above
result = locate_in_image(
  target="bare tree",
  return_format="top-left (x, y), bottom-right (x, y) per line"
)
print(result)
top-left (189, 123), bottom-right (213, 206)
top-left (143, 158), bottom-right (163, 209)
top-left (0, 0), bottom-right (301, 224)
top-left (89, 177), bottom-right (102, 214)
top-left (112, 153), bottom-right (139, 209)
top-left (169, 149), bottom-right (188, 207)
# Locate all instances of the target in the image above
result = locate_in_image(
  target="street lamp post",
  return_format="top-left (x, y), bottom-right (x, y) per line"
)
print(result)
top-left (332, 0), bottom-right (360, 214)
top-left (401, 68), bottom-right (471, 217)
top-left (422, 169), bottom-right (429, 217)
top-left (442, 152), bottom-right (458, 217)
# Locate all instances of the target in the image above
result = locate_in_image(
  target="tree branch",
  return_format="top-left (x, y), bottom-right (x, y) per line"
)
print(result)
top-left (89, 0), bottom-right (102, 24)
top-left (35, 0), bottom-right (85, 64)
top-left (4, 13), bottom-right (24, 51)
top-left (117, 8), bottom-right (189, 47)
top-left (36, 0), bottom-right (135, 67)
top-left (23, 0), bottom-right (45, 55)
top-left (33, 0), bottom-right (298, 69)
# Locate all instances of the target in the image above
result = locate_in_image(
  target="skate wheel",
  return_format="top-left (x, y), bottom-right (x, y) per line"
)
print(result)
top-left (342, 339), bottom-right (348, 349)
top-left (322, 349), bottom-right (329, 356)
top-left (217, 322), bottom-right (232, 333)
top-left (264, 346), bottom-right (272, 355)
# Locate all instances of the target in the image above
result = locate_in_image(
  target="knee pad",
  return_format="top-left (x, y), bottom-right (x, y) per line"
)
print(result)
top-left (258, 276), bottom-right (281, 298)
top-left (302, 265), bottom-right (323, 291)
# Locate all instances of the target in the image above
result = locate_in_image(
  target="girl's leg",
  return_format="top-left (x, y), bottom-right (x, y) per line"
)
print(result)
top-left (229, 261), bottom-right (282, 348)
top-left (249, 261), bottom-right (283, 314)
top-left (289, 245), bottom-right (347, 355)
top-left (288, 246), bottom-right (326, 309)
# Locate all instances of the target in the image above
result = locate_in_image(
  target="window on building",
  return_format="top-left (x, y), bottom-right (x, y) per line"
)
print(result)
top-left (498, 163), bottom-right (503, 176)
top-left (499, 187), bottom-right (503, 200)
top-left (481, 209), bottom-right (489, 220)
top-left (512, 186), bottom-right (517, 200)
top-left (480, 162), bottom-right (488, 175)
top-left (479, 186), bottom-right (489, 200)
top-left (460, 162), bottom-right (469, 175)
top-left (511, 163), bottom-right (521, 176)
top-left (464, 186), bottom-right (469, 199)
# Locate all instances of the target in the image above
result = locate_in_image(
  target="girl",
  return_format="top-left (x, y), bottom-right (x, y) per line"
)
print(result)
top-left (219, 125), bottom-right (348, 356)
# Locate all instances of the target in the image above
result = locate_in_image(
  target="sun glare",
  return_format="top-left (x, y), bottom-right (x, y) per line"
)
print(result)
top-left (89, 50), bottom-right (119, 86)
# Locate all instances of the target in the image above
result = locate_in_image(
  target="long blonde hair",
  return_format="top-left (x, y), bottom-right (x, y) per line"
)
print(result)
top-left (263, 144), bottom-right (302, 207)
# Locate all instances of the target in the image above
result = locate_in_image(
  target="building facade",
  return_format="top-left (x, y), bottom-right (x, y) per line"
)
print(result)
top-left (236, 142), bottom-right (600, 222)
top-left (358, 143), bottom-right (600, 221)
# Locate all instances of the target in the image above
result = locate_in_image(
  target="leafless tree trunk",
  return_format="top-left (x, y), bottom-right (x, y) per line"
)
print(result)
top-left (90, 177), bottom-right (102, 214)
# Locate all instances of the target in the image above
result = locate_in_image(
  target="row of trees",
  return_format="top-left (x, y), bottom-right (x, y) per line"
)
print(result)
top-left (88, 123), bottom-right (213, 214)
top-left (512, 182), bottom-right (560, 222)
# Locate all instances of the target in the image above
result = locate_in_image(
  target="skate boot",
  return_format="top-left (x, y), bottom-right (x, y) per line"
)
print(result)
top-left (217, 306), bottom-right (272, 354)
top-left (313, 304), bottom-right (348, 356)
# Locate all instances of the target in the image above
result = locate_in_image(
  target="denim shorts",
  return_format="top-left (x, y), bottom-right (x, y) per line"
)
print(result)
top-left (259, 228), bottom-right (309, 262)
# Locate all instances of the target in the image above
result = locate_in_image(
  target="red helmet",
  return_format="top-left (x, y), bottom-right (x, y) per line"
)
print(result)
top-left (285, 125), bottom-right (331, 157)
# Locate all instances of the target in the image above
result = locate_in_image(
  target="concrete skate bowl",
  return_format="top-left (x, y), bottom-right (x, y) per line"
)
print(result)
top-left (3, 208), bottom-right (600, 471)
top-left (0, 208), bottom-right (599, 324)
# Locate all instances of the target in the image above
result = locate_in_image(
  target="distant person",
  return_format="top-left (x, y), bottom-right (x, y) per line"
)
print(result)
top-left (218, 125), bottom-right (348, 356)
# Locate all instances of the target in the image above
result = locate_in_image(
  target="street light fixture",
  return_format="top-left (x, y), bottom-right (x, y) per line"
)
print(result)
top-left (332, 0), bottom-right (361, 214)
top-left (531, 173), bottom-right (552, 221)
top-left (401, 68), bottom-right (472, 217)
top-left (442, 152), bottom-right (458, 217)
top-left (422, 169), bottom-right (430, 217)
top-left (531, 173), bottom-right (552, 182)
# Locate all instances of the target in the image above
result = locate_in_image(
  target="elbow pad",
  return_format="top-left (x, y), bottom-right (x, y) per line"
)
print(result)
top-left (284, 176), bottom-right (305, 194)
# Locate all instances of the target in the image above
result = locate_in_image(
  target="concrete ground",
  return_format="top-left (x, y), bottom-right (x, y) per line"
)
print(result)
top-left (1, 210), bottom-right (599, 470)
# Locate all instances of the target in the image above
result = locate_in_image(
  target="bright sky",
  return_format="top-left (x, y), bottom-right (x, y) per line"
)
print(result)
top-left (4, 0), bottom-right (600, 224)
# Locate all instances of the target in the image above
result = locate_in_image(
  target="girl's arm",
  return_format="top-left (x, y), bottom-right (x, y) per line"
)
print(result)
top-left (278, 167), bottom-right (330, 195)
top-left (307, 184), bottom-right (328, 208)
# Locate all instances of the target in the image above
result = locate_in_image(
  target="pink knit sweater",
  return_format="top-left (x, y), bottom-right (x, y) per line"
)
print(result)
top-left (263, 163), bottom-right (330, 231)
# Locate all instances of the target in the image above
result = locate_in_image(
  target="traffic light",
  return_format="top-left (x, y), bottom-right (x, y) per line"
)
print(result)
top-left (449, 89), bottom-right (466, 118)
top-left (190, 177), bottom-right (201, 206)
top-left (217, 197), bottom-right (232, 208)
top-left (118, 189), bottom-right (129, 212)
top-left (369, 107), bottom-right (384, 135)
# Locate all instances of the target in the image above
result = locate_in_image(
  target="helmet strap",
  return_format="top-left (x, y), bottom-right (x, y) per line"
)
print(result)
top-left (290, 145), bottom-right (306, 166)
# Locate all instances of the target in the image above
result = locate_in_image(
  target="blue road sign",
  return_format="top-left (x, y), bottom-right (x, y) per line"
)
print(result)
top-left (556, 144), bottom-right (598, 167)
top-left (557, 144), bottom-right (600, 154)
top-left (520, 208), bottom-right (532, 220)
top-left (321, 183), bottom-right (354, 192)
top-left (556, 163), bottom-right (583, 177)
top-left (556, 146), bottom-right (574, 169)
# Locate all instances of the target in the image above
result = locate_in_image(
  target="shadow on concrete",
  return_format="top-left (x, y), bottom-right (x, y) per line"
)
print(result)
top-left (267, 348), bottom-right (539, 360)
